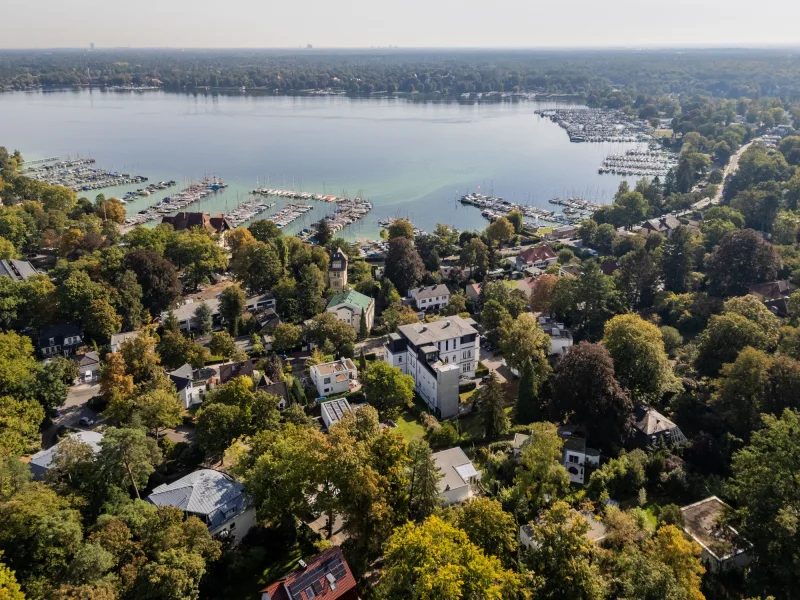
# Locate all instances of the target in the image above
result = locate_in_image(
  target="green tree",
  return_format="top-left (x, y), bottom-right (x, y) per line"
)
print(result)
top-left (384, 237), bottom-right (425, 295)
top-left (387, 219), bottom-right (415, 240)
top-left (552, 342), bottom-right (632, 447)
top-left (209, 331), bottom-right (241, 362)
top-left (123, 248), bottom-right (182, 315)
top-left (297, 263), bottom-right (325, 318)
top-left (516, 359), bottom-right (544, 424)
top-left (196, 403), bottom-right (243, 462)
top-left (84, 298), bottom-right (122, 342)
top-left (615, 247), bottom-right (660, 309)
top-left (157, 331), bottom-right (210, 370)
top-left (192, 302), bottom-right (213, 335)
top-left (712, 346), bottom-right (770, 439)
top-left (0, 555), bottom-right (24, 600)
top-left (231, 240), bottom-right (283, 294)
top-left (116, 270), bottom-right (145, 331)
top-left (706, 229), bottom-right (780, 297)
top-left (407, 440), bottom-right (442, 522)
top-left (479, 373), bottom-right (510, 441)
top-left (458, 237), bottom-right (489, 277)
top-left (362, 361), bottom-right (414, 420)
top-left (0, 395), bottom-right (45, 456)
top-left (219, 284), bottom-right (246, 336)
top-left (513, 422), bottom-right (570, 519)
top-left (728, 409), bottom-right (800, 595)
top-left (137, 387), bottom-right (183, 439)
top-left (248, 219), bottom-right (282, 242)
top-left (272, 323), bottom-right (302, 354)
top-left (447, 497), bottom-right (517, 568)
top-left (486, 217), bottom-right (514, 247)
top-left (498, 312), bottom-right (551, 375)
top-left (660, 225), bottom-right (699, 293)
top-left (97, 427), bottom-right (161, 499)
top-left (303, 312), bottom-right (356, 356)
top-left (165, 229), bottom-right (228, 290)
top-left (602, 314), bottom-right (675, 401)
top-left (376, 515), bottom-right (523, 600)
top-left (523, 502), bottom-right (608, 600)
top-left (695, 313), bottom-right (772, 377)
top-left (506, 210), bottom-right (524, 234)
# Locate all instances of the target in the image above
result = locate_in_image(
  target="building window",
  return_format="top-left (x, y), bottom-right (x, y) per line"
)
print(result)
top-left (569, 455), bottom-right (579, 464)
top-left (324, 377), bottom-right (331, 384)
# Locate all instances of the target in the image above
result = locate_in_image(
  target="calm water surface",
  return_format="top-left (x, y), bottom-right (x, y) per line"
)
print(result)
top-left (0, 90), bottom-right (645, 238)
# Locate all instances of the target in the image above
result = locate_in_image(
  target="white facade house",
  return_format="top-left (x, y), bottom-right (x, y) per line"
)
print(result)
top-left (537, 315), bottom-right (573, 356)
top-left (514, 430), bottom-right (599, 484)
top-left (326, 290), bottom-right (375, 333)
top-left (147, 469), bottom-right (256, 545)
top-left (384, 316), bottom-right (479, 419)
top-left (409, 284), bottom-right (451, 312)
top-left (245, 293), bottom-right (276, 313)
top-left (166, 299), bottom-right (222, 333)
top-left (310, 358), bottom-right (358, 397)
top-left (110, 331), bottom-right (140, 353)
top-left (167, 364), bottom-right (218, 409)
top-left (320, 398), bottom-right (353, 430)
top-left (432, 447), bottom-right (482, 505)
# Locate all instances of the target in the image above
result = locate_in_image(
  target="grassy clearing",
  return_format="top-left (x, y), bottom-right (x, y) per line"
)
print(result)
top-left (396, 410), bottom-right (426, 443)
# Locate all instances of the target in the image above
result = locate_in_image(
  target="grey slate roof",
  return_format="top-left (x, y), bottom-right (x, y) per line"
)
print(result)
top-left (432, 447), bottom-right (476, 493)
top-left (147, 469), bottom-right (250, 529)
top-left (30, 431), bottom-right (103, 476)
top-left (410, 284), bottom-right (450, 300)
top-left (0, 259), bottom-right (38, 281)
top-left (397, 315), bottom-right (477, 347)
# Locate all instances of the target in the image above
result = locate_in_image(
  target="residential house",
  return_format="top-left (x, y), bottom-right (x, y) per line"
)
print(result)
top-left (255, 375), bottom-right (291, 410)
top-left (748, 280), bottom-right (796, 317)
top-left (147, 469), bottom-right (255, 545)
top-left (515, 277), bottom-right (538, 297)
top-left (537, 315), bottom-right (573, 357)
top-left (73, 351), bottom-right (101, 384)
top-left (29, 431), bottom-right (103, 480)
top-left (37, 323), bottom-right (84, 358)
top-left (520, 510), bottom-right (607, 548)
top-left (513, 430), bottom-right (598, 484)
top-left (681, 497), bottom-right (751, 572)
top-left (218, 360), bottom-right (255, 384)
top-left (632, 405), bottom-right (686, 447)
top-left (465, 283), bottom-right (482, 305)
top-left (408, 284), bottom-right (451, 312)
top-left (110, 331), bottom-right (140, 353)
top-left (545, 224), bottom-right (577, 241)
top-left (166, 299), bottom-right (222, 333)
top-left (162, 212), bottom-right (233, 237)
top-left (327, 247), bottom-right (349, 293)
top-left (560, 263), bottom-right (582, 276)
top-left (320, 398), bottom-right (353, 430)
top-left (515, 245), bottom-right (557, 271)
top-left (310, 358), bottom-right (358, 397)
top-left (0, 259), bottom-right (38, 281)
top-left (641, 215), bottom-right (682, 238)
top-left (432, 446), bottom-right (481, 505)
top-left (384, 316), bottom-right (479, 419)
top-left (255, 307), bottom-right (281, 332)
top-left (259, 547), bottom-right (359, 600)
top-left (326, 290), bottom-right (375, 333)
top-left (168, 363), bottom-right (218, 409)
top-left (246, 293), bottom-right (277, 313)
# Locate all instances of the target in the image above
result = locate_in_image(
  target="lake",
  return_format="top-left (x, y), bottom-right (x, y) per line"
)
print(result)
top-left (0, 90), bottom-right (644, 239)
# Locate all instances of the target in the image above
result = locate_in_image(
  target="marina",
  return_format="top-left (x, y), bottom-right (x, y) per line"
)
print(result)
top-left (536, 108), bottom-right (653, 143)
top-left (252, 187), bottom-right (344, 202)
top-left (460, 193), bottom-right (595, 226)
top-left (123, 176), bottom-right (228, 227)
top-left (265, 203), bottom-right (314, 229)
top-left (598, 149), bottom-right (678, 177)
top-left (121, 180), bottom-right (177, 203)
top-left (313, 196), bottom-right (373, 235)
top-left (21, 157), bottom-right (149, 192)
top-left (224, 197), bottom-right (276, 227)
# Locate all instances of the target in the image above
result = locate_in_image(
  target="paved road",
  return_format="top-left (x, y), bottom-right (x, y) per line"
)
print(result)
top-left (43, 382), bottom-right (102, 447)
top-left (692, 139), bottom-right (755, 211)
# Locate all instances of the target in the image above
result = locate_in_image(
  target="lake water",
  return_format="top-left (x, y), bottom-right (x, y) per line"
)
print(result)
top-left (0, 90), bottom-right (644, 239)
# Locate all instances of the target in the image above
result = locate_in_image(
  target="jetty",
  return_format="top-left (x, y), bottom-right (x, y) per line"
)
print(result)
top-left (252, 187), bottom-right (342, 202)
top-left (265, 203), bottom-right (314, 229)
top-left (598, 149), bottom-right (678, 177)
top-left (123, 176), bottom-right (227, 228)
top-left (305, 196), bottom-right (373, 239)
top-left (21, 157), bottom-right (149, 192)
top-left (121, 181), bottom-right (177, 203)
top-left (535, 108), bottom-right (653, 143)
top-left (461, 193), bottom-right (596, 225)
top-left (225, 197), bottom-right (275, 227)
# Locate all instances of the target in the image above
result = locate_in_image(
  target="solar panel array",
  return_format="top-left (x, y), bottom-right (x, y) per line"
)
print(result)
top-left (287, 556), bottom-right (346, 600)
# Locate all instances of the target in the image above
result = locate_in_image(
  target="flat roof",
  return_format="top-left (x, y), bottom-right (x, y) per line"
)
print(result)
top-left (432, 447), bottom-right (477, 493)
top-left (314, 358), bottom-right (356, 376)
top-left (681, 496), bottom-right (750, 560)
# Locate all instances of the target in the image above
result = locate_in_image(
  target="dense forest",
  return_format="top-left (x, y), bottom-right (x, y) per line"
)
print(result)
top-left (3, 48), bottom-right (800, 101)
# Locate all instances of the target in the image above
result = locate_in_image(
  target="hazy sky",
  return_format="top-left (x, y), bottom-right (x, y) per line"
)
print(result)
top-left (3, 0), bottom-right (800, 49)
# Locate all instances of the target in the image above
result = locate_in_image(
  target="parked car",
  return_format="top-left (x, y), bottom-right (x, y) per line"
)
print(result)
top-left (78, 416), bottom-right (95, 427)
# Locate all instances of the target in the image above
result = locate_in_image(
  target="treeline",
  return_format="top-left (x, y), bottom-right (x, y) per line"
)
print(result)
top-left (4, 48), bottom-right (800, 100)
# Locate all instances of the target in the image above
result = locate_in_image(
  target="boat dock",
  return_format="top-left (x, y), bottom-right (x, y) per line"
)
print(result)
top-left (598, 149), bottom-right (678, 177)
top-left (122, 181), bottom-right (177, 203)
top-left (305, 196), bottom-right (372, 239)
top-left (225, 197), bottom-right (275, 227)
top-left (21, 157), bottom-right (149, 192)
top-left (252, 187), bottom-right (342, 202)
top-left (265, 203), bottom-right (314, 229)
top-left (535, 108), bottom-right (653, 143)
top-left (461, 192), bottom-right (596, 225)
top-left (123, 176), bottom-right (228, 227)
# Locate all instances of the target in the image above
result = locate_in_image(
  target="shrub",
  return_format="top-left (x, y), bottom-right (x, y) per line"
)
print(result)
top-left (459, 381), bottom-right (477, 393)
top-left (428, 422), bottom-right (460, 449)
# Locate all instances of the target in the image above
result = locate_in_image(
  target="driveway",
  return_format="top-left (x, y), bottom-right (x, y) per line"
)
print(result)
top-left (479, 349), bottom-right (513, 384)
top-left (43, 382), bottom-right (102, 447)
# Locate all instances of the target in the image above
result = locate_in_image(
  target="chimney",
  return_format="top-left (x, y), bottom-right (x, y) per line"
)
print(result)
top-left (298, 559), bottom-right (308, 570)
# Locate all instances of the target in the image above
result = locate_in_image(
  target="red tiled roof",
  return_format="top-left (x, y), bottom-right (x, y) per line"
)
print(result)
top-left (519, 245), bottom-right (557, 263)
top-left (260, 547), bottom-right (358, 600)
